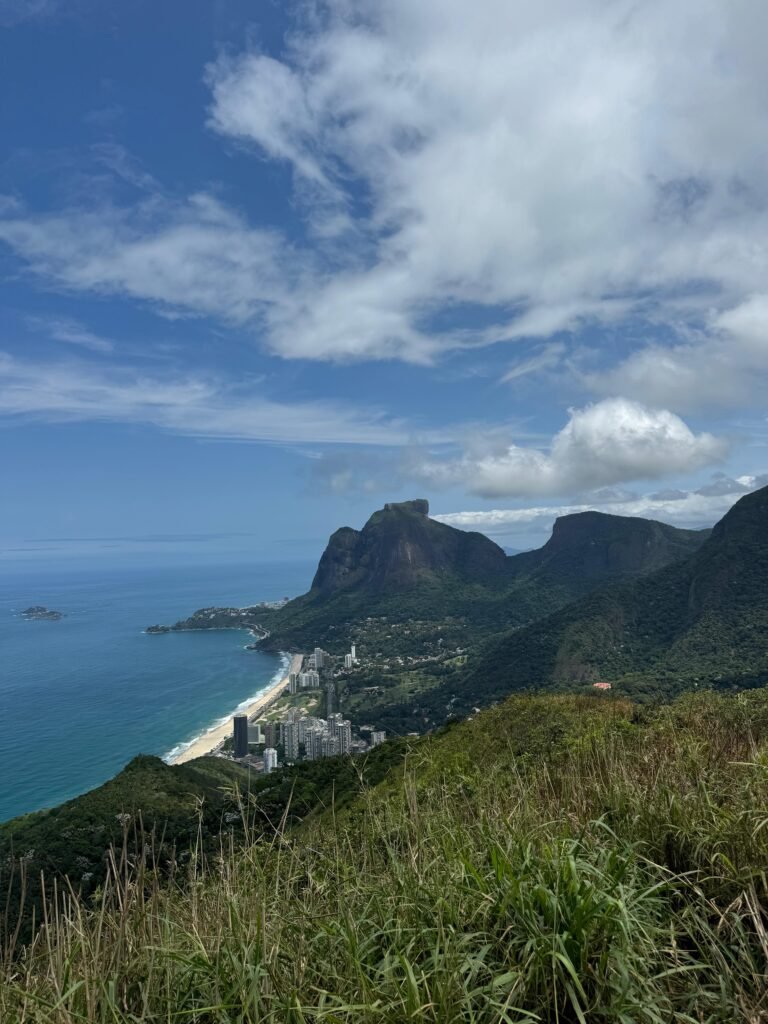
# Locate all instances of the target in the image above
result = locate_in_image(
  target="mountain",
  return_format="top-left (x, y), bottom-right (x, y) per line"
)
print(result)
top-left (311, 499), bottom-right (508, 595)
top-left (260, 499), bottom-right (709, 651)
top-left (509, 510), bottom-right (710, 583)
top-left (457, 485), bottom-right (768, 707)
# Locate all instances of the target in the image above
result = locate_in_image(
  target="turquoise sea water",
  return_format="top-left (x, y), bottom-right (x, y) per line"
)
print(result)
top-left (0, 560), bottom-right (313, 823)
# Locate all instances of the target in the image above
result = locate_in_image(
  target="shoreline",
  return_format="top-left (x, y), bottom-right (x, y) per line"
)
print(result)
top-left (168, 652), bottom-right (303, 765)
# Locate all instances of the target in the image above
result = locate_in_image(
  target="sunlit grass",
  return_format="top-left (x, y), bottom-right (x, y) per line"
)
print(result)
top-left (2, 691), bottom-right (768, 1022)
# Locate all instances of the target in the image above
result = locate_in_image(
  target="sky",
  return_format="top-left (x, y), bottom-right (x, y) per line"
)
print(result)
top-left (1, 0), bottom-right (767, 568)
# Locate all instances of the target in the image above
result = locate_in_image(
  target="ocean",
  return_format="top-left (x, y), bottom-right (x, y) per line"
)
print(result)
top-left (0, 559), bottom-right (314, 823)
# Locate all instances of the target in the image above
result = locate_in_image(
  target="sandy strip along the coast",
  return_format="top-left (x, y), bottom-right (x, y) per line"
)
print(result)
top-left (170, 653), bottom-right (304, 765)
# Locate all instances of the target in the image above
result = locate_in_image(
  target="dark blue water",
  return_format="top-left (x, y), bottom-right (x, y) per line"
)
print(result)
top-left (0, 560), bottom-right (313, 822)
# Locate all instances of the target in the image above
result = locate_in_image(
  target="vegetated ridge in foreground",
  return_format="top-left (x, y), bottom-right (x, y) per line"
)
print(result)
top-left (0, 740), bottom-right (407, 948)
top-left (2, 689), bottom-right (768, 1021)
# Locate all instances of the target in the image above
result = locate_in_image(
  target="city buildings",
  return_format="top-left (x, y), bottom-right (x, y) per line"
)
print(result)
top-left (300, 669), bottom-right (320, 688)
top-left (327, 713), bottom-right (352, 754)
top-left (262, 720), bottom-right (279, 748)
top-left (321, 734), bottom-right (340, 758)
top-left (241, 638), bottom-right (386, 768)
top-left (233, 714), bottom-right (249, 758)
top-left (282, 719), bottom-right (299, 760)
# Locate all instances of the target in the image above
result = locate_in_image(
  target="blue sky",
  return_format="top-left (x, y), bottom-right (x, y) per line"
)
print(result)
top-left (1, 0), bottom-right (767, 568)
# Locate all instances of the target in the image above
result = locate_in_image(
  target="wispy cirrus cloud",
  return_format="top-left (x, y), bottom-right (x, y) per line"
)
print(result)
top-left (0, 352), bottom-right (416, 446)
top-left (26, 315), bottom-right (114, 353)
top-left (0, 194), bottom-right (297, 327)
top-left (588, 294), bottom-right (768, 413)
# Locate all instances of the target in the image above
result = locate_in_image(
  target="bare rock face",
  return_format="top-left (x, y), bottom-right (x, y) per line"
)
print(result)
top-left (308, 500), bottom-right (712, 599)
top-left (384, 499), bottom-right (429, 515)
top-left (310, 499), bottom-right (506, 595)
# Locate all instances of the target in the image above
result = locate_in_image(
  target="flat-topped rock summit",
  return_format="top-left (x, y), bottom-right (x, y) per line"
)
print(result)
top-left (311, 498), bottom-right (507, 596)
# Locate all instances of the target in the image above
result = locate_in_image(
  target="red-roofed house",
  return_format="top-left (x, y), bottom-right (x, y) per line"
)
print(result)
top-left (592, 682), bottom-right (612, 690)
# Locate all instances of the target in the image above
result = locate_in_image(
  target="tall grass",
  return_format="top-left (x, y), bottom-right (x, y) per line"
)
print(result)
top-left (2, 691), bottom-right (768, 1022)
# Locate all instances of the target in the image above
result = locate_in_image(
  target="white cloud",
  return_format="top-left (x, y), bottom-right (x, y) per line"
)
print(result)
top-left (409, 398), bottom-right (726, 498)
top-left (589, 294), bottom-right (768, 411)
top-left (206, 55), bottom-right (332, 190)
top-left (435, 474), bottom-right (768, 540)
top-left (0, 353), bottom-right (415, 446)
top-left (204, 0), bottom-right (768, 362)
top-left (0, 1), bottom-right (767, 370)
top-left (26, 315), bottom-right (114, 353)
top-left (0, 194), bottom-right (296, 326)
top-left (502, 343), bottom-right (565, 383)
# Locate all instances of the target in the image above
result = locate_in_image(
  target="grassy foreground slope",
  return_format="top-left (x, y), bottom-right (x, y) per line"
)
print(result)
top-left (0, 742), bottom-right (407, 949)
top-left (3, 690), bottom-right (768, 1022)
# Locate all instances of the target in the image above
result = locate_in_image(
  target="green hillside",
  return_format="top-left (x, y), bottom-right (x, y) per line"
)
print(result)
top-left (3, 689), bottom-right (768, 1021)
top-left (0, 744), bottom-right (406, 949)
top-left (255, 500), bottom-right (709, 653)
top-left (456, 484), bottom-right (768, 709)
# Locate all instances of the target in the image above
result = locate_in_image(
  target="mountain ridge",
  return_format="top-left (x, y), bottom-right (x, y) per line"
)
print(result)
top-left (261, 499), bottom-right (711, 651)
top-left (451, 484), bottom-right (768, 708)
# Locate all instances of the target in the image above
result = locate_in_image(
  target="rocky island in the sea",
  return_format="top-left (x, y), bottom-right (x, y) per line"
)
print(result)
top-left (21, 606), bottom-right (64, 621)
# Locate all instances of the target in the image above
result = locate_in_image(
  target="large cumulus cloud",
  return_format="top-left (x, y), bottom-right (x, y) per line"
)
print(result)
top-left (409, 399), bottom-right (726, 498)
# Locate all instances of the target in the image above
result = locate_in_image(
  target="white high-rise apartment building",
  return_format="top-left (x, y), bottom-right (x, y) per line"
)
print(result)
top-left (313, 647), bottom-right (325, 669)
top-left (321, 733), bottom-right (340, 758)
top-left (263, 748), bottom-right (278, 773)
top-left (282, 720), bottom-right (299, 761)
top-left (327, 713), bottom-right (352, 755)
top-left (305, 726), bottom-right (325, 761)
top-left (300, 669), bottom-right (320, 689)
top-left (370, 730), bottom-right (386, 747)
top-left (344, 654), bottom-right (353, 669)
top-left (335, 719), bottom-right (352, 755)
top-left (350, 644), bottom-right (356, 661)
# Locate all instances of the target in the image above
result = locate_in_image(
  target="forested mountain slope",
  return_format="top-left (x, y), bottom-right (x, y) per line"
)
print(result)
top-left (457, 484), bottom-right (768, 707)
top-left (259, 499), bottom-right (709, 650)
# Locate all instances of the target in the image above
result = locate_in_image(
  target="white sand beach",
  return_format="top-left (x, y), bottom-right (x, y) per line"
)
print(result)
top-left (170, 652), bottom-right (303, 765)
